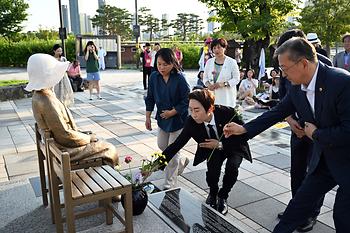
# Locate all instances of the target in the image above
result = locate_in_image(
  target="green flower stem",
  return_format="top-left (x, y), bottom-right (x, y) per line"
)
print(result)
top-left (128, 164), bottom-right (132, 184)
top-left (207, 111), bottom-right (239, 162)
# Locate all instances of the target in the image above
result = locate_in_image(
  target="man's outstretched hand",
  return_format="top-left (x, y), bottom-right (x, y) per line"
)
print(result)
top-left (223, 122), bottom-right (247, 138)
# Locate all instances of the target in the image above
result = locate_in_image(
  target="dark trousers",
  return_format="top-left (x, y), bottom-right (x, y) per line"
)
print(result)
top-left (290, 133), bottom-right (324, 217)
top-left (69, 76), bottom-right (83, 92)
top-left (206, 151), bottom-right (242, 199)
top-left (273, 156), bottom-right (350, 233)
top-left (143, 66), bottom-right (152, 90)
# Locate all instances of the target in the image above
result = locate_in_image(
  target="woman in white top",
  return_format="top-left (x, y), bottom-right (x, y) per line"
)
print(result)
top-left (203, 38), bottom-right (240, 108)
top-left (52, 44), bottom-right (74, 107)
top-left (238, 68), bottom-right (259, 100)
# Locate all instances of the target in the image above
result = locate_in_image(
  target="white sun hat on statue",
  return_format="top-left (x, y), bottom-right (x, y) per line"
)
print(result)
top-left (25, 53), bottom-right (69, 91)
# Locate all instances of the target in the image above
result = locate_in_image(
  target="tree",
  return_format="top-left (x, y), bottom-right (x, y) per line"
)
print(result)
top-left (161, 18), bottom-right (170, 38)
top-left (91, 5), bottom-right (132, 39)
top-left (138, 7), bottom-right (160, 41)
top-left (199, 0), bottom-right (297, 69)
top-left (171, 13), bottom-right (204, 41)
top-left (0, 0), bottom-right (29, 39)
top-left (299, 0), bottom-right (350, 55)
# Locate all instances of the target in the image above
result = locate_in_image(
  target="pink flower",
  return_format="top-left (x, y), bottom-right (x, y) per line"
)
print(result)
top-left (124, 155), bottom-right (133, 164)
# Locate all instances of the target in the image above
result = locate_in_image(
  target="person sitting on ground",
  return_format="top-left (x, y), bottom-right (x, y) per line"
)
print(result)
top-left (160, 89), bottom-right (251, 215)
top-left (238, 69), bottom-right (259, 105)
top-left (256, 76), bottom-right (280, 109)
top-left (67, 60), bottom-right (84, 92)
top-left (25, 53), bottom-right (119, 166)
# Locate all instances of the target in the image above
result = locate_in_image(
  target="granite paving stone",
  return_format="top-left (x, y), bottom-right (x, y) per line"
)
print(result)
top-left (226, 181), bottom-right (269, 208)
top-left (260, 171), bottom-right (291, 189)
top-left (242, 176), bottom-right (289, 196)
top-left (256, 153), bottom-right (291, 170)
top-left (318, 211), bottom-right (335, 228)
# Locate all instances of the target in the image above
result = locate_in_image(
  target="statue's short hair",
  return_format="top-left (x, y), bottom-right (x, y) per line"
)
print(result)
top-left (274, 37), bottom-right (317, 63)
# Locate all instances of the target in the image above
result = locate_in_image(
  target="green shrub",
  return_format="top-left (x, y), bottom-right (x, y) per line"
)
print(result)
top-left (0, 38), bottom-right (76, 67)
top-left (154, 42), bottom-right (201, 69)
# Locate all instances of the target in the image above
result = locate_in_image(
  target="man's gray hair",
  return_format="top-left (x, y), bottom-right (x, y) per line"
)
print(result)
top-left (274, 37), bottom-right (317, 63)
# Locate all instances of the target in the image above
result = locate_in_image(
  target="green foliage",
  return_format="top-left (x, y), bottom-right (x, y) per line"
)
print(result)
top-left (0, 0), bottom-right (29, 39)
top-left (199, 0), bottom-right (297, 41)
top-left (160, 42), bottom-right (201, 69)
top-left (299, 0), bottom-right (350, 50)
top-left (0, 38), bottom-right (76, 67)
top-left (91, 5), bottom-right (132, 39)
top-left (171, 13), bottom-right (204, 41)
top-left (139, 7), bottom-right (161, 41)
top-left (0, 80), bottom-right (27, 87)
top-left (199, 0), bottom-right (298, 69)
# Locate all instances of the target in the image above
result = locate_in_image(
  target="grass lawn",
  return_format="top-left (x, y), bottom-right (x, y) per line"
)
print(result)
top-left (0, 80), bottom-right (28, 87)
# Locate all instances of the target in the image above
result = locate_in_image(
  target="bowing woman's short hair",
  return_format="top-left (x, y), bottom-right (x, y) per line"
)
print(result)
top-left (156, 48), bottom-right (181, 73)
top-left (188, 89), bottom-right (215, 112)
top-left (274, 37), bottom-right (317, 63)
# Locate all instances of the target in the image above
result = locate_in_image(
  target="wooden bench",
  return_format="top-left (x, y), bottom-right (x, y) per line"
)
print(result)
top-left (48, 138), bottom-right (133, 233)
top-left (35, 123), bottom-right (103, 222)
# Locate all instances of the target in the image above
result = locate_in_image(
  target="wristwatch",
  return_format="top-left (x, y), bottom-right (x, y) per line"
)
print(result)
top-left (224, 81), bottom-right (229, 87)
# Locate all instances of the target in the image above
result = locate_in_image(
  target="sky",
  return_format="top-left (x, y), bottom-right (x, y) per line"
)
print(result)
top-left (23, 0), bottom-right (211, 32)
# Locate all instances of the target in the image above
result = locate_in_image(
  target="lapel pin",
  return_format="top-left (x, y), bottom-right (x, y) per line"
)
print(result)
top-left (219, 124), bottom-right (222, 127)
top-left (319, 87), bottom-right (323, 92)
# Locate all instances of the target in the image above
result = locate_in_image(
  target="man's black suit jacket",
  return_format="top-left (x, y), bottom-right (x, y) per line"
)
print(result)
top-left (163, 105), bottom-right (252, 166)
top-left (244, 63), bottom-right (350, 191)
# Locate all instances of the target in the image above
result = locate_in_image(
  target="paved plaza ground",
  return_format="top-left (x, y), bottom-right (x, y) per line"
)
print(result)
top-left (0, 68), bottom-right (336, 232)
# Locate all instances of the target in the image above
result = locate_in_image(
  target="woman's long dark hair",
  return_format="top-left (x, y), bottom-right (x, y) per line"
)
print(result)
top-left (155, 48), bottom-right (181, 73)
top-left (83, 41), bottom-right (98, 55)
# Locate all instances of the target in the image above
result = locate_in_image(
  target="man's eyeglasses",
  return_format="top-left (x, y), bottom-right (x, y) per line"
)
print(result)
top-left (279, 59), bottom-right (302, 74)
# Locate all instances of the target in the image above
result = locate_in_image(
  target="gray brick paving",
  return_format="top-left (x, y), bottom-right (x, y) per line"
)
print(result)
top-left (0, 69), bottom-right (336, 232)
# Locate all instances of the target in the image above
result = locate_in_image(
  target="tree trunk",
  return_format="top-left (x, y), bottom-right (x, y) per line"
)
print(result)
top-left (242, 36), bottom-right (270, 74)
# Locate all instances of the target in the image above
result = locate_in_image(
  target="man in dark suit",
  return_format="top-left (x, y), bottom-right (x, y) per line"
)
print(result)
top-left (224, 37), bottom-right (350, 232)
top-left (276, 29), bottom-right (333, 232)
top-left (161, 89), bottom-right (252, 215)
top-left (333, 33), bottom-right (350, 73)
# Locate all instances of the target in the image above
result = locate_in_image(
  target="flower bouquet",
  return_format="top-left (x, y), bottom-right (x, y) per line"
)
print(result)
top-left (120, 152), bottom-right (168, 215)
top-left (123, 152), bottom-right (167, 190)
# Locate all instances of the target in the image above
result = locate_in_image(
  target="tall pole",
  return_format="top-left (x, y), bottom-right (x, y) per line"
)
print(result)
top-left (135, 0), bottom-right (139, 68)
top-left (58, 0), bottom-right (66, 57)
top-left (135, 0), bottom-right (138, 46)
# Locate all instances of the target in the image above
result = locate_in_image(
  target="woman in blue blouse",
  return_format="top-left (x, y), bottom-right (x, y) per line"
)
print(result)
top-left (145, 48), bottom-right (190, 189)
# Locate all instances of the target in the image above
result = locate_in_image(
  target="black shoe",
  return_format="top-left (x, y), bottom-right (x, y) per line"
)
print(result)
top-left (217, 197), bottom-right (228, 215)
top-left (77, 89), bottom-right (84, 92)
top-left (277, 211), bottom-right (284, 219)
top-left (297, 217), bottom-right (317, 232)
top-left (205, 194), bottom-right (217, 209)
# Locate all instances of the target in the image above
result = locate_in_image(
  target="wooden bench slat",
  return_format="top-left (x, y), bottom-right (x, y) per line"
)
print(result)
top-left (71, 182), bottom-right (83, 199)
top-left (71, 172), bottom-right (93, 197)
top-left (93, 167), bottom-right (122, 189)
top-left (102, 165), bottom-right (131, 187)
top-left (76, 170), bottom-right (103, 194)
top-left (85, 167), bottom-right (113, 192)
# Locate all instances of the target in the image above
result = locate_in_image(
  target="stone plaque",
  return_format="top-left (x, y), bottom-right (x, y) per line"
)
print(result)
top-left (148, 188), bottom-right (244, 233)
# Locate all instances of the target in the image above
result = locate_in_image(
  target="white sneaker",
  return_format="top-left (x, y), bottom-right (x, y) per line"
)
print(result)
top-left (178, 157), bottom-right (190, 176)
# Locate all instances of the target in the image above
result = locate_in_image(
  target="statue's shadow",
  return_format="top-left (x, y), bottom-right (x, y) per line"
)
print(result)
top-left (0, 203), bottom-right (106, 233)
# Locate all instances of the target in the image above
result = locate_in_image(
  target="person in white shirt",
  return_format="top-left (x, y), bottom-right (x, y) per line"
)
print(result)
top-left (98, 46), bottom-right (107, 70)
top-left (238, 69), bottom-right (259, 100)
top-left (203, 38), bottom-right (240, 108)
top-left (151, 42), bottom-right (161, 69)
